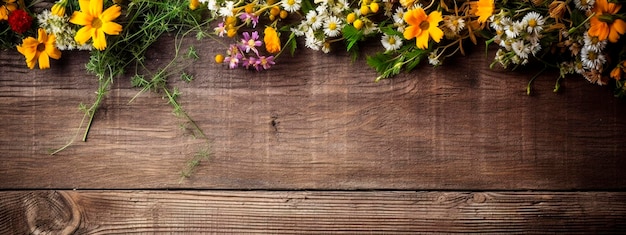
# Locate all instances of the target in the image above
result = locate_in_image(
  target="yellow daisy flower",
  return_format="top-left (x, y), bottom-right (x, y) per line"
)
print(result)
top-left (403, 7), bottom-right (443, 50)
top-left (16, 28), bottom-right (62, 69)
top-left (70, 0), bottom-right (123, 50)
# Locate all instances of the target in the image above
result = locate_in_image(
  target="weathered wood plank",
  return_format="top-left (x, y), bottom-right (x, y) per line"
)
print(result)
top-left (1, 190), bottom-right (625, 234)
top-left (1, 38), bottom-right (625, 190)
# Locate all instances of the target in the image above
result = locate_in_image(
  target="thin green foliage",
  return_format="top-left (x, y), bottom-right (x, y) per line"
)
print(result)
top-left (50, 0), bottom-right (214, 154)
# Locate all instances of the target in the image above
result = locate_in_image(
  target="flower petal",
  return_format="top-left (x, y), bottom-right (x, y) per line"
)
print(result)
top-left (78, 0), bottom-right (90, 12)
top-left (101, 22), bottom-right (123, 35)
top-left (38, 52), bottom-right (50, 69)
top-left (403, 25), bottom-right (419, 40)
top-left (70, 11), bottom-right (92, 26)
top-left (429, 26), bottom-right (444, 43)
top-left (416, 29), bottom-right (429, 49)
top-left (90, 0), bottom-right (103, 17)
top-left (100, 5), bottom-right (121, 22)
top-left (37, 29), bottom-right (47, 43)
top-left (92, 29), bottom-right (107, 50)
top-left (75, 26), bottom-right (93, 45)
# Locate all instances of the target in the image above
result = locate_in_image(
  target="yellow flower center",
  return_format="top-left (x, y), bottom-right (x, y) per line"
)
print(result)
top-left (528, 19), bottom-right (537, 27)
top-left (37, 43), bottom-right (46, 52)
top-left (329, 22), bottom-right (337, 30)
top-left (287, 0), bottom-right (295, 5)
top-left (388, 37), bottom-right (396, 44)
top-left (92, 17), bottom-right (103, 29)
top-left (419, 21), bottom-right (429, 30)
top-left (588, 51), bottom-right (598, 60)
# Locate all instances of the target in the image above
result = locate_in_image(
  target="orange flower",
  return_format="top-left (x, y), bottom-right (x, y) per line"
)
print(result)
top-left (588, 0), bottom-right (626, 43)
top-left (474, 0), bottom-right (494, 23)
top-left (403, 7), bottom-right (443, 50)
top-left (264, 27), bottom-right (281, 54)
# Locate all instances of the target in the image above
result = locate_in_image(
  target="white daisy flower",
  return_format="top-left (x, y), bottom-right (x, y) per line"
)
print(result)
top-left (522, 11), bottom-right (545, 35)
top-left (583, 33), bottom-right (607, 52)
top-left (581, 47), bottom-right (606, 70)
top-left (322, 41), bottom-right (331, 53)
top-left (512, 40), bottom-right (531, 59)
top-left (306, 10), bottom-right (324, 30)
top-left (323, 15), bottom-right (343, 37)
top-left (574, 0), bottom-right (595, 11)
top-left (428, 52), bottom-right (441, 66)
top-left (218, 1), bottom-right (235, 17)
top-left (381, 34), bottom-right (402, 51)
top-left (305, 29), bottom-right (323, 50)
top-left (331, 0), bottom-right (349, 14)
top-left (444, 16), bottom-right (465, 34)
top-left (292, 22), bottom-right (310, 36)
top-left (393, 7), bottom-right (404, 25)
top-left (282, 0), bottom-right (302, 13)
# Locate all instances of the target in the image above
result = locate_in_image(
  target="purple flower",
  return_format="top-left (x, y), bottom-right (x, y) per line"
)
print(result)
top-left (241, 31), bottom-right (262, 54)
top-left (243, 56), bottom-right (261, 71)
top-left (225, 44), bottom-right (243, 69)
top-left (239, 13), bottom-right (259, 28)
top-left (258, 56), bottom-right (275, 70)
top-left (214, 22), bottom-right (226, 37)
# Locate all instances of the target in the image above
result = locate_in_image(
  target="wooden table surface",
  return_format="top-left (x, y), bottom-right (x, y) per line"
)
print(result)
top-left (1, 37), bottom-right (625, 233)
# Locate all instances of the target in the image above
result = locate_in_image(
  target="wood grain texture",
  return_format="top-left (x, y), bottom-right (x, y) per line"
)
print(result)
top-left (1, 37), bottom-right (625, 190)
top-left (1, 190), bottom-right (625, 234)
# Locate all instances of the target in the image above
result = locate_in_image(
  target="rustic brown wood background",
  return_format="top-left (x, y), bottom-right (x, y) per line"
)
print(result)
top-left (1, 35), bottom-right (626, 233)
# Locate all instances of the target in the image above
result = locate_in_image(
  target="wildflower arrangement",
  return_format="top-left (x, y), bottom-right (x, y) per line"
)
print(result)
top-left (1, 0), bottom-right (625, 151)
top-left (206, 0), bottom-right (626, 96)
top-left (1, 0), bottom-right (215, 179)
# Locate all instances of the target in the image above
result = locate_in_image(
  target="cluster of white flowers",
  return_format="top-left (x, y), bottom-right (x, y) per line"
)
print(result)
top-left (291, 0), bottom-right (350, 53)
top-left (490, 11), bottom-right (545, 67)
top-left (36, 10), bottom-right (92, 51)
top-left (558, 28), bottom-right (609, 85)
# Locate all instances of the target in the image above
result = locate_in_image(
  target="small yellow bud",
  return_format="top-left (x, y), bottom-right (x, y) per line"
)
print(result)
top-left (347, 12), bottom-right (356, 24)
top-left (245, 3), bottom-right (255, 13)
top-left (280, 10), bottom-right (288, 19)
top-left (189, 0), bottom-right (201, 10)
top-left (362, 0), bottom-right (371, 5)
top-left (226, 16), bottom-right (237, 25)
top-left (359, 5), bottom-right (370, 15)
top-left (353, 19), bottom-right (364, 30)
top-left (267, 0), bottom-right (277, 4)
top-left (269, 15), bottom-right (276, 21)
top-left (227, 28), bottom-right (237, 37)
top-left (215, 54), bottom-right (225, 64)
top-left (369, 2), bottom-right (379, 13)
top-left (270, 6), bottom-right (280, 16)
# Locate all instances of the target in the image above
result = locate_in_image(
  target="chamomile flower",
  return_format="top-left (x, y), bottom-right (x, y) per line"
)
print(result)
top-left (428, 52), bottom-right (441, 66)
top-left (511, 40), bottom-right (531, 59)
top-left (306, 10), bottom-right (323, 30)
top-left (393, 7), bottom-right (404, 25)
top-left (305, 28), bottom-right (323, 50)
top-left (443, 15), bottom-right (465, 35)
top-left (381, 33), bottom-right (402, 51)
top-left (574, 0), bottom-right (594, 11)
top-left (323, 15), bottom-right (342, 37)
top-left (219, 1), bottom-right (235, 17)
top-left (581, 46), bottom-right (606, 70)
top-left (522, 12), bottom-right (544, 35)
top-left (583, 33), bottom-right (607, 52)
top-left (282, 0), bottom-right (302, 13)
